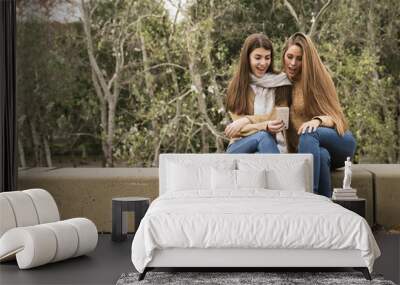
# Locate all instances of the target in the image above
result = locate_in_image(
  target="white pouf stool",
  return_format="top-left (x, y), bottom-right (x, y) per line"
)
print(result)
top-left (0, 189), bottom-right (98, 269)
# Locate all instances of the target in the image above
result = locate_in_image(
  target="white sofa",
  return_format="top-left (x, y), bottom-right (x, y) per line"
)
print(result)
top-left (0, 188), bottom-right (98, 269)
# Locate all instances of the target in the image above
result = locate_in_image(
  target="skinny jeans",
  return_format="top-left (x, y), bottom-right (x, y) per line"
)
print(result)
top-left (226, 131), bottom-right (280, 154)
top-left (298, 127), bottom-right (356, 197)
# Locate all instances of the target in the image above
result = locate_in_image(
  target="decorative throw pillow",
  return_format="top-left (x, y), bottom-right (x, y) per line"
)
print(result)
top-left (211, 168), bottom-right (237, 191)
top-left (238, 159), bottom-right (307, 191)
top-left (265, 162), bottom-right (306, 191)
top-left (236, 169), bottom-right (267, 189)
top-left (167, 160), bottom-right (236, 192)
top-left (167, 162), bottom-right (210, 191)
top-left (211, 168), bottom-right (268, 191)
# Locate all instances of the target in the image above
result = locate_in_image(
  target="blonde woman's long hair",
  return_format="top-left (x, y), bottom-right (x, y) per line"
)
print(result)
top-left (282, 32), bottom-right (348, 135)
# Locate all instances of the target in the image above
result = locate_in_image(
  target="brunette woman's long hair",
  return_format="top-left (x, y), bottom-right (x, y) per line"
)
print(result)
top-left (282, 32), bottom-right (348, 135)
top-left (226, 34), bottom-right (276, 115)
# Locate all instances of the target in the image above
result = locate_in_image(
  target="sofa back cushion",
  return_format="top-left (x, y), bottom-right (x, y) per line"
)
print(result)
top-left (0, 189), bottom-right (60, 238)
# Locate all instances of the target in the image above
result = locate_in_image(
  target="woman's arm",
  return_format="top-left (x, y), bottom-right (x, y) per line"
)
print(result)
top-left (312, 115), bottom-right (335, 128)
top-left (226, 111), bottom-right (275, 138)
top-left (228, 118), bottom-right (284, 138)
top-left (297, 116), bottom-right (335, 134)
top-left (230, 109), bottom-right (278, 124)
top-left (234, 120), bottom-right (284, 137)
top-left (225, 114), bottom-right (251, 138)
top-left (237, 121), bottom-right (269, 137)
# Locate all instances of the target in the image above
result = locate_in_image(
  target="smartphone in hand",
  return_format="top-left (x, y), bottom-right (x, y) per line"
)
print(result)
top-left (276, 107), bottom-right (289, 129)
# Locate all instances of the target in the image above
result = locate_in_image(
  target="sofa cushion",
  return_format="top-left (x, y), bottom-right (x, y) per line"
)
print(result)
top-left (0, 192), bottom-right (39, 227)
top-left (0, 218), bottom-right (97, 269)
top-left (23, 189), bottom-right (60, 224)
top-left (42, 221), bottom-right (79, 262)
top-left (0, 196), bottom-right (17, 237)
top-left (360, 164), bottom-right (400, 230)
top-left (0, 225), bottom-right (57, 269)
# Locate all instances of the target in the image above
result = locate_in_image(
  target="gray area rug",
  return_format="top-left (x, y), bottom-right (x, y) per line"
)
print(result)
top-left (116, 271), bottom-right (396, 285)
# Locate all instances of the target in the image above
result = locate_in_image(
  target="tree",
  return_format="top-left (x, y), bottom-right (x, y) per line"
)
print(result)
top-left (280, 0), bottom-right (333, 38)
top-left (17, 0), bottom-right (400, 166)
top-left (318, 0), bottom-right (399, 162)
top-left (79, 0), bottom-right (139, 167)
top-left (17, 0), bottom-right (94, 167)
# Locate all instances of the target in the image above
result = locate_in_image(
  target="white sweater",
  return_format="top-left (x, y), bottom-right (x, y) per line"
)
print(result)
top-left (250, 84), bottom-right (287, 153)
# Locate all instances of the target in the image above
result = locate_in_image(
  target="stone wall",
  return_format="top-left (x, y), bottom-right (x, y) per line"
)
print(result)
top-left (17, 165), bottom-right (400, 232)
top-left (18, 168), bottom-right (158, 232)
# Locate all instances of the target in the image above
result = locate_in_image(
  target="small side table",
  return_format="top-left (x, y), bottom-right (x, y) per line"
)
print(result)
top-left (332, 198), bottom-right (366, 218)
top-left (112, 197), bottom-right (150, 241)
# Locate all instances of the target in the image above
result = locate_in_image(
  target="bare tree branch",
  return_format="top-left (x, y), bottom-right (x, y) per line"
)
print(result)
top-left (308, 0), bottom-right (333, 37)
top-left (283, 0), bottom-right (300, 27)
top-left (168, 89), bottom-right (192, 104)
top-left (79, 0), bottom-right (112, 100)
top-left (144, 62), bottom-right (188, 72)
top-left (171, 0), bottom-right (181, 37)
top-left (179, 115), bottom-right (228, 141)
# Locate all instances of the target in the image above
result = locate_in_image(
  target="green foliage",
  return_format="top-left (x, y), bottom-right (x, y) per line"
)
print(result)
top-left (316, 0), bottom-right (400, 162)
top-left (17, 10), bottom-right (97, 166)
top-left (17, 0), bottom-right (400, 166)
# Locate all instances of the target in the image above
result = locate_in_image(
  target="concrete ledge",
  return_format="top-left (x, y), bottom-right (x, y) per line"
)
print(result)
top-left (18, 168), bottom-right (159, 232)
top-left (357, 164), bottom-right (400, 230)
top-left (17, 165), bottom-right (399, 232)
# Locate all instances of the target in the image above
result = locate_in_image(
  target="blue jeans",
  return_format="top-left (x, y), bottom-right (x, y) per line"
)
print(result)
top-left (298, 127), bottom-right (356, 197)
top-left (226, 131), bottom-right (280, 153)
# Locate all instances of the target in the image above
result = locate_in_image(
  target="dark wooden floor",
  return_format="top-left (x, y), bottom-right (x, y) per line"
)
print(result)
top-left (0, 232), bottom-right (398, 285)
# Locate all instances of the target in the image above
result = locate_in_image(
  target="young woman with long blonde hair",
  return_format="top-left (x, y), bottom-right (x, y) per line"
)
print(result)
top-left (225, 33), bottom-right (291, 153)
top-left (282, 32), bottom-right (356, 197)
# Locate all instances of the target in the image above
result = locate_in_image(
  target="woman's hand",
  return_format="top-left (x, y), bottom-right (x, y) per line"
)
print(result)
top-left (267, 120), bottom-right (285, 134)
top-left (298, 119), bottom-right (321, 135)
top-left (225, 117), bottom-right (250, 138)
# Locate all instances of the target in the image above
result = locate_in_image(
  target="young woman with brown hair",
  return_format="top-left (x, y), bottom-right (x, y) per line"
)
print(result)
top-left (282, 32), bottom-right (356, 197)
top-left (225, 33), bottom-right (292, 153)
